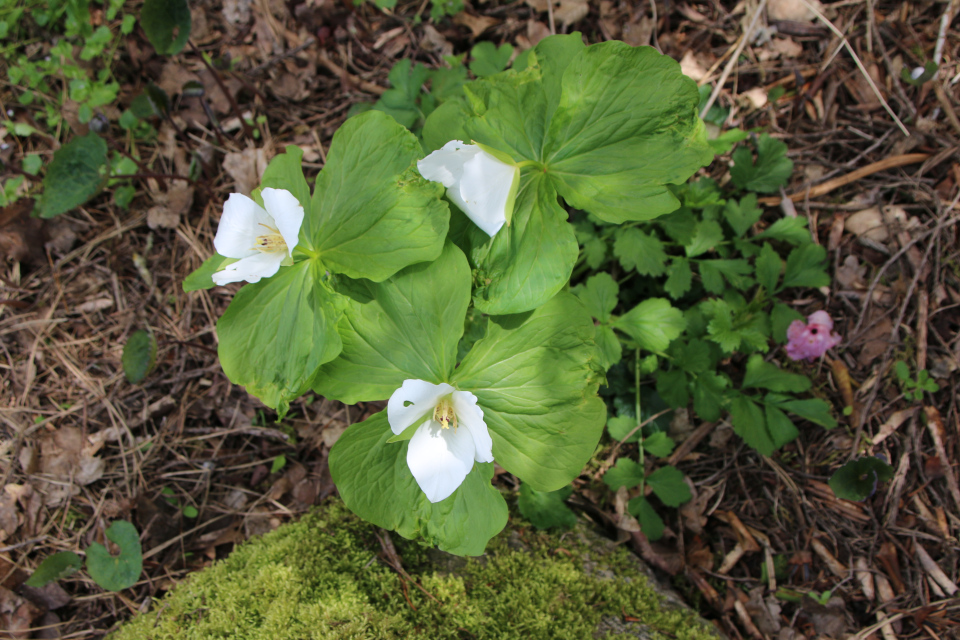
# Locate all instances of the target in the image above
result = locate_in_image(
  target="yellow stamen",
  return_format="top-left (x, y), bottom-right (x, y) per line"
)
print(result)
top-left (252, 223), bottom-right (286, 252)
top-left (433, 397), bottom-right (457, 430)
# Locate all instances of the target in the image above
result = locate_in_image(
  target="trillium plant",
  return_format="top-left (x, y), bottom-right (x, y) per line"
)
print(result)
top-left (185, 34), bottom-right (716, 554)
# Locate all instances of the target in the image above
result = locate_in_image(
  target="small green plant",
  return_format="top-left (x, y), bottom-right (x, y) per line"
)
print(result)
top-left (160, 486), bottom-right (199, 518)
top-left (26, 520), bottom-right (143, 592)
top-left (829, 456), bottom-right (894, 501)
top-left (894, 360), bottom-right (939, 401)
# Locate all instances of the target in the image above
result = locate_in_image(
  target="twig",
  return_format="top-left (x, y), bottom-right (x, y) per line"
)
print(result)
top-left (316, 49), bottom-right (386, 96)
top-left (933, 0), bottom-right (960, 66)
top-left (546, 0), bottom-right (556, 35)
top-left (700, 0), bottom-right (768, 120)
top-left (189, 41), bottom-right (255, 139)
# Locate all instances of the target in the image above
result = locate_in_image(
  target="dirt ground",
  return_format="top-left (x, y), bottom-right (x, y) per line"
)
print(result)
top-left (1, 0), bottom-right (960, 637)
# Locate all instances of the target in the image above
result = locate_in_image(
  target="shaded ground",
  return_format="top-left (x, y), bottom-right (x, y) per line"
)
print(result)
top-left (1, 0), bottom-right (959, 638)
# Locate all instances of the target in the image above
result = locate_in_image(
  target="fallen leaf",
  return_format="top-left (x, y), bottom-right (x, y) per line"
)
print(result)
top-left (835, 254), bottom-right (867, 289)
top-left (0, 586), bottom-right (43, 639)
top-left (746, 586), bottom-right (782, 634)
top-left (146, 205), bottom-right (180, 230)
top-left (156, 61), bottom-right (201, 98)
top-left (846, 206), bottom-right (889, 242)
top-left (321, 422), bottom-right (347, 448)
top-left (856, 316), bottom-right (893, 367)
top-left (622, 15), bottom-right (654, 47)
top-left (554, 0), bottom-right (589, 28)
top-left (768, 0), bottom-right (823, 22)
top-left (222, 0), bottom-right (252, 26)
top-left (421, 25), bottom-right (453, 56)
top-left (453, 12), bottom-right (498, 38)
top-left (0, 199), bottom-right (45, 265)
top-left (0, 492), bottom-right (18, 542)
top-left (223, 146), bottom-right (272, 195)
top-left (680, 51), bottom-right (708, 82)
top-left (20, 582), bottom-right (71, 611)
top-left (742, 87), bottom-right (768, 109)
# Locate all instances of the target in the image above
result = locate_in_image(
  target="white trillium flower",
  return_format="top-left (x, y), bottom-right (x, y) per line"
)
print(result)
top-left (211, 188), bottom-right (304, 286)
top-left (387, 379), bottom-right (494, 503)
top-left (417, 140), bottom-right (520, 237)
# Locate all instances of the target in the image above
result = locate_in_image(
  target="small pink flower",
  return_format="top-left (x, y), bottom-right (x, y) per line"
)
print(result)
top-left (786, 311), bottom-right (841, 361)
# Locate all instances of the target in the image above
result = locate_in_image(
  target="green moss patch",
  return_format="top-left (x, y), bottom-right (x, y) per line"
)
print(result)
top-left (111, 501), bottom-right (715, 640)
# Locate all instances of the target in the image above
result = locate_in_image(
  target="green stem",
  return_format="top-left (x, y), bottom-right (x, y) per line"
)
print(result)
top-left (635, 348), bottom-right (644, 497)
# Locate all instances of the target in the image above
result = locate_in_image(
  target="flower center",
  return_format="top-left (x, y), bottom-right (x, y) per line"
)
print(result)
top-left (253, 223), bottom-right (287, 253)
top-left (433, 397), bottom-right (457, 430)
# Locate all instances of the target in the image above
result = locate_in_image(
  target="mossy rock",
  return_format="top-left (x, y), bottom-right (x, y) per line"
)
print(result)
top-left (111, 500), bottom-right (717, 640)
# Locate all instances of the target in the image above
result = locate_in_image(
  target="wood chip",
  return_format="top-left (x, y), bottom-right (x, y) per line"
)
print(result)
top-left (915, 543), bottom-right (959, 596)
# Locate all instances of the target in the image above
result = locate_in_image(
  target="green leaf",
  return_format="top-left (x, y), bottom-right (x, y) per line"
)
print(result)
top-left (25, 552), bottom-right (82, 587)
top-left (218, 261), bottom-right (344, 413)
top-left (270, 454), bottom-right (286, 473)
top-left (613, 228), bottom-right (667, 276)
top-left (656, 208), bottom-right (697, 245)
top-left (612, 298), bottom-right (686, 353)
top-left (313, 242), bottom-right (471, 404)
top-left (766, 393), bottom-right (837, 429)
top-left (699, 259), bottom-right (754, 294)
top-left (37, 133), bottom-right (108, 218)
top-left (781, 243), bottom-right (830, 290)
top-left (894, 360), bottom-right (910, 382)
top-left (603, 457), bottom-right (644, 490)
top-left (452, 293), bottom-right (606, 491)
top-left (685, 220), bottom-right (724, 258)
top-left (755, 216), bottom-right (810, 245)
top-left (576, 222), bottom-right (608, 270)
top-left (607, 414), bottom-right (640, 442)
top-left (517, 483), bottom-right (577, 530)
top-left (140, 0), bottom-right (190, 55)
top-left (182, 253), bottom-right (234, 292)
top-left (702, 299), bottom-right (740, 353)
top-left (573, 272), bottom-right (618, 323)
top-left (708, 128), bottom-right (749, 155)
top-left (729, 395), bottom-right (775, 456)
top-left (724, 193), bottom-right (762, 237)
top-left (755, 243), bottom-right (781, 292)
top-left (829, 457), bottom-right (894, 501)
top-left (374, 60), bottom-right (429, 129)
top-left (468, 172), bottom-right (579, 315)
top-left (664, 258), bottom-right (693, 299)
top-left (85, 520), bottom-right (142, 591)
top-left (122, 329), bottom-right (157, 384)
top-left (470, 42), bottom-right (514, 77)
top-left (259, 146), bottom-right (311, 220)
top-left (742, 354), bottom-right (811, 393)
top-left (656, 369), bottom-right (689, 409)
top-left (901, 61), bottom-right (938, 86)
top-left (182, 505), bottom-right (198, 518)
top-left (730, 134), bottom-right (793, 193)
top-left (329, 411), bottom-right (508, 556)
top-left (628, 496), bottom-right (665, 540)
top-left (771, 302), bottom-right (803, 343)
top-left (692, 371), bottom-right (728, 422)
top-left (642, 432), bottom-right (675, 458)
top-left (646, 465), bottom-right (691, 507)
top-left (672, 339), bottom-right (712, 374)
top-left (309, 111), bottom-right (448, 282)
top-left (763, 403), bottom-right (800, 450)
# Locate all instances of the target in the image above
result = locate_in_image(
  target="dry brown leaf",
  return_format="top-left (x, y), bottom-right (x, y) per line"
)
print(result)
top-left (856, 316), bottom-right (893, 367)
top-left (845, 206), bottom-right (889, 241)
top-left (421, 25), bottom-right (453, 57)
top-left (453, 13), bottom-right (498, 38)
top-left (679, 51), bottom-right (708, 82)
top-left (0, 492), bottom-right (18, 542)
top-left (0, 199), bottom-right (45, 265)
top-left (554, 0), bottom-right (589, 28)
top-left (0, 586), bottom-right (43, 639)
top-left (835, 254), bottom-right (867, 289)
top-left (768, 0), bottom-right (823, 22)
top-left (742, 87), bottom-right (768, 109)
top-left (321, 422), bottom-right (347, 448)
top-left (156, 61), bottom-right (201, 97)
top-left (222, 0), bottom-right (252, 26)
top-left (621, 15), bottom-right (654, 47)
top-left (223, 146), bottom-right (272, 195)
top-left (745, 586), bottom-right (782, 635)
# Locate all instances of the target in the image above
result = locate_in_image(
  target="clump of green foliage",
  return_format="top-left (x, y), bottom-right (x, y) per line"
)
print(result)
top-left (111, 501), bottom-right (716, 640)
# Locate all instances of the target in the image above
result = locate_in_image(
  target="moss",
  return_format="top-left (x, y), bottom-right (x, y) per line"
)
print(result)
top-left (111, 501), bottom-right (716, 640)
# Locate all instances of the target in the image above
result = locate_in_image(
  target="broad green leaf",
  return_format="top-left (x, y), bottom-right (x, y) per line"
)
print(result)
top-left (122, 329), bottom-right (157, 384)
top-left (573, 273), bottom-right (618, 323)
top-left (517, 483), bottom-right (577, 530)
top-left (603, 458), bottom-right (644, 490)
top-left (470, 42), bottom-right (515, 77)
top-left (729, 395), bottom-right (775, 456)
top-left (329, 411), bottom-right (508, 556)
top-left (218, 261), bottom-right (344, 413)
top-left (723, 193), bottom-right (763, 237)
top-left (664, 258), bottom-right (693, 299)
top-left (781, 244), bottom-right (830, 290)
top-left (309, 111), bottom-right (448, 282)
top-left (453, 293), bottom-right (606, 491)
top-left (708, 128), bottom-right (749, 155)
top-left (607, 414), bottom-right (640, 443)
top-left (656, 208), bottom-right (697, 245)
top-left (85, 520), bottom-right (142, 591)
top-left (259, 146), bottom-right (311, 221)
top-left (313, 242), bottom-right (471, 403)
top-left (755, 216), bottom-right (810, 245)
top-left (422, 98), bottom-right (470, 153)
top-left (672, 339), bottom-right (713, 374)
top-left (37, 133), bottom-right (108, 218)
top-left (612, 298), bottom-right (686, 353)
top-left (140, 0), bottom-right (190, 55)
top-left (685, 220), bottom-right (724, 258)
top-left (742, 354), bottom-right (811, 393)
top-left (613, 228), bottom-right (667, 276)
top-left (766, 393), bottom-right (837, 429)
top-left (642, 432), bottom-right (675, 458)
top-left (656, 369), bottom-right (689, 409)
top-left (699, 259), bottom-right (754, 294)
top-left (595, 325), bottom-right (622, 370)
top-left (469, 172), bottom-right (578, 315)
top-left (829, 457), bottom-right (894, 501)
top-left (628, 496), bottom-right (665, 540)
top-left (771, 302), bottom-right (804, 343)
top-left (692, 371), bottom-right (728, 422)
top-left (755, 243), bottom-right (781, 292)
top-left (730, 134), bottom-right (793, 193)
top-left (25, 552), bottom-right (82, 587)
top-left (646, 466), bottom-right (691, 507)
top-left (183, 253), bottom-right (235, 292)
top-left (763, 403), bottom-right (800, 450)
top-left (543, 41), bottom-right (713, 223)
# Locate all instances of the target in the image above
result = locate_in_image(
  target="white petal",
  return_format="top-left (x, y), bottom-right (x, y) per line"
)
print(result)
top-left (457, 151), bottom-right (517, 237)
top-left (387, 379), bottom-right (455, 435)
top-left (407, 419), bottom-right (475, 503)
top-left (451, 391), bottom-right (493, 463)
top-left (417, 141), bottom-right (480, 189)
top-left (211, 251), bottom-right (285, 285)
top-left (261, 188), bottom-right (304, 257)
top-left (214, 193), bottom-right (273, 259)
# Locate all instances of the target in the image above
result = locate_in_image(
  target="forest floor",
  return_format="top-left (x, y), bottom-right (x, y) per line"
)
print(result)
top-left (1, 0), bottom-right (959, 638)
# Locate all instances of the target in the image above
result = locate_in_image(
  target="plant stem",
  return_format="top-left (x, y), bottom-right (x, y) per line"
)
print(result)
top-left (635, 348), bottom-right (645, 496)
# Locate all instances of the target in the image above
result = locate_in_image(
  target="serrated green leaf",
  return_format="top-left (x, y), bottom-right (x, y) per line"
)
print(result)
top-left (470, 42), bottom-right (514, 77)
top-left (702, 299), bottom-right (740, 353)
top-left (763, 403), bottom-right (800, 450)
top-left (607, 414), bottom-right (641, 442)
top-left (664, 258), bottom-right (693, 299)
top-left (656, 369), bottom-right (690, 409)
top-left (642, 432), bottom-right (675, 457)
top-left (730, 134), bottom-right (793, 193)
top-left (781, 243), bottom-right (830, 290)
top-left (25, 551), bottom-right (82, 587)
top-left (766, 393), bottom-right (837, 429)
top-left (614, 228), bottom-right (668, 276)
top-left (37, 133), bottom-right (108, 218)
top-left (613, 299), bottom-right (685, 353)
top-left (742, 354), bottom-right (811, 393)
top-left (829, 457), bottom-right (894, 501)
top-left (692, 371), bottom-right (728, 422)
top-left (656, 208), bottom-right (697, 245)
top-left (628, 496), bottom-right (665, 540)
top-left (685, 220), bottom-right (724, 258)
top-left (723, 192), bottom-right (763, 237)
top-left (755, 216), bottom-right (810, 245)
top-left (729, 394), bottom-right (775, 456)
top-left (708, 128), bottom-right (749, 155)
top-left (140, 0), bottom-right (190, 55)
top-left (122, 329), bottom-right (157, 384)
top-left (646, 465), bottom-right (691, 506)
top-left (517, 483), bottom-right (577, 530)
top-left (699, 259), bottom-right (754, 294)
top-left (672, 339), bottom-right (712, 374)
top-left (756, 242), bottom-right (781, 292)
top-left (603, 457), bottom-right (644, 490)
top-left (771, 302), bottom-right (803, 343)
top-left (85, 520), bottom-right (142, 591)
top-left (574, 272), bottom-right (618, 323)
